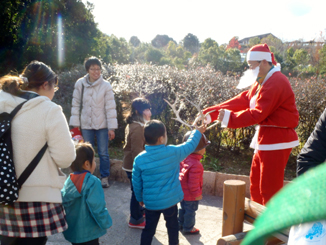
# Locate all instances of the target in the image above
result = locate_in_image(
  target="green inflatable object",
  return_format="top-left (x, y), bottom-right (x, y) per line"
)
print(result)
top-left (242, 162), bottom-right (326, 245)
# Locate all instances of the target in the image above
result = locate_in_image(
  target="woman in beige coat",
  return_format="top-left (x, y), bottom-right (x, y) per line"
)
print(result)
top-left (123, 98), bottom-right (151, 229)
top-left (0, 61), bottom-right (76, 245)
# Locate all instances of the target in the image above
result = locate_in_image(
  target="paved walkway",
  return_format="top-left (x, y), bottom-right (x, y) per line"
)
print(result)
top-left (47, 181), bottom-right (228, 245)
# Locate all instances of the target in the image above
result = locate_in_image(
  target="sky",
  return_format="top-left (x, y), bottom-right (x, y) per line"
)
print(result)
top-left (84, 0), bottom-right (326, 45)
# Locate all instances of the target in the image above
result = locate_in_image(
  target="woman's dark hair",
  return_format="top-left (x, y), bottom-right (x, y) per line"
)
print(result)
top-left (70, 142), bottom-right (95, 172)
top-left (0, 61), bottom-right (57, 96)
top-left (84, 56), bottom-right (102, 72)
top-left (144, 120), bottom-right (166, 145)
top-left (126, 97), bottom-right (151, 124)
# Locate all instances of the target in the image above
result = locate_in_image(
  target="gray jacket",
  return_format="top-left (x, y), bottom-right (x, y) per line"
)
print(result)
top-left (69, 74), bottom-right (118, 130)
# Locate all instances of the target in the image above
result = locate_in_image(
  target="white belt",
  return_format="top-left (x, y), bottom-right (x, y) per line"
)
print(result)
top-left (250, 125), bottom-right (260, 153)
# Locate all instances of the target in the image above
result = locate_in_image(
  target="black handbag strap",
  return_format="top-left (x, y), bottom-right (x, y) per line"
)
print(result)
top-left (8, 96), bottom-right (48, 189)
top-left (11, 92), bottom-right (40, 118)
top-left (10, 101), bottom-right (27, 118)
top-left (17, 143), bottom-right (48, 189)
top-left (79, 84), bottom-right (84, 128)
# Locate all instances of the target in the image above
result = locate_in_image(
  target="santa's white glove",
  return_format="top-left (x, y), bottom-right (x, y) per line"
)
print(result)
top-left (204, 114), bottom-right (212, 124)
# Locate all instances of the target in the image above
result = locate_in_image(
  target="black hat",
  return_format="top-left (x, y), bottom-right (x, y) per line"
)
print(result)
top-left (183, 131), bottom-right (210, 152)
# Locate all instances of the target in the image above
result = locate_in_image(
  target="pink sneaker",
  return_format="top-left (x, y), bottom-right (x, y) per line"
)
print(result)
top-left (183, 227), bottom-right (200, 235)
top-left (128, 221), bottom-right (146, 229)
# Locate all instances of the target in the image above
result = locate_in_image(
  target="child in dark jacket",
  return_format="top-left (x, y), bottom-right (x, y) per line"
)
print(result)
top-left (61, 143), bottom-right (112, 245)
top-left (178, 131), bottom-right (210, 235)
top-left (132, 120), bottom-right (206, 245)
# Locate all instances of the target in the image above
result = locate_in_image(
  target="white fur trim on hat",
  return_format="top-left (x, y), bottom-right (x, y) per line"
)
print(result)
top-left (247, 51), bottom-right (272, 62)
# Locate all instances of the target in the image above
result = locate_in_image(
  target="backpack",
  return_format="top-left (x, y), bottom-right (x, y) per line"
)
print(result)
top-left (0, 101), bottom-right (47, 205)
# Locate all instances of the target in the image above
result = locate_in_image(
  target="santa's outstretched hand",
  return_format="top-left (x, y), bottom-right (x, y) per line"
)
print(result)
top-left (217, 109), bottom-right (225, 122)
top-left (193, 109), bottom-right (225, 126)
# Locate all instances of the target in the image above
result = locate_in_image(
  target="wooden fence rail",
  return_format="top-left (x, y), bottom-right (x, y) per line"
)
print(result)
top-left (217, 180), bottom-right (289, 245)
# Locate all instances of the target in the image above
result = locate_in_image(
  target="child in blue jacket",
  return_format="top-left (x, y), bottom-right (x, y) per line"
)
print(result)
top-left (132, 120), bottom-right (206, 245)
top-left (61, 142), bottom-right (112, 245)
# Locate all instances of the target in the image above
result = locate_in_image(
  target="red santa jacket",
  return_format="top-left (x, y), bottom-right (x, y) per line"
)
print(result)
top-left (203, 67), bottom-right (299, 151)
top-left (179, 153), bottom-right (204, 201)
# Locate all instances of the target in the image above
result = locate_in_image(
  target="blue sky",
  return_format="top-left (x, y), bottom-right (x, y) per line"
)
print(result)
top-left (85, 0), bottom-right (325, 44)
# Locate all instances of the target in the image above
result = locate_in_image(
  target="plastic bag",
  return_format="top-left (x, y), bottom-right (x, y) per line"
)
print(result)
top-left (70, 127), bottom-right (84, 143)
top-left (288, 220), bottom-right (326, 244)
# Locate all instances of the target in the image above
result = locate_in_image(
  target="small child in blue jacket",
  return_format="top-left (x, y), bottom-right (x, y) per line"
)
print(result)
top-left (132, 120), bottom-right (206, 245)
top-left (61, 142), bottom-right (112, 245)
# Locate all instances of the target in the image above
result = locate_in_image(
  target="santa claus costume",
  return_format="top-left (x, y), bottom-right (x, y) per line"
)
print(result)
top-left (203, 44), bottom-right (299, 205)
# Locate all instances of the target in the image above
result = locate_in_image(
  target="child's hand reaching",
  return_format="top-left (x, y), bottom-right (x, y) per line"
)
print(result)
top-left (139, 201), bottom-right (144, 207)
top-left (195, 123), bottom-right (207, 134)
top-left (193, 113), bottom-right (212, 126)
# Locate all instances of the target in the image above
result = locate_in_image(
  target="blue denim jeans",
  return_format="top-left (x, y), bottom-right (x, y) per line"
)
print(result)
top-left (81, 128), bottom-right (110, 178)
top-left (141, 205), bottom-right (179, 245)
top-left (126, 171), bottom-right (144, 224)
top-left (178, 200), bottom-right (199, 232)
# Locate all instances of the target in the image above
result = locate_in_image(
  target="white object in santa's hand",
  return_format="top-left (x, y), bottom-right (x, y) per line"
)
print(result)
top-left (204, 114), bottom-right (212, 124)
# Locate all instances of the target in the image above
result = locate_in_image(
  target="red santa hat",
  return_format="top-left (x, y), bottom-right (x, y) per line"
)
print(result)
top-left (246, 43), bottom-right (277, 66)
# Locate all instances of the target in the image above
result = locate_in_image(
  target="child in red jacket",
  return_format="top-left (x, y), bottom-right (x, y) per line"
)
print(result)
top-left (178, 131), bottom-right (210, 235)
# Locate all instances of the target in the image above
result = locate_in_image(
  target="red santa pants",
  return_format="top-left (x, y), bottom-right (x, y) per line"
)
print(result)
top-left (250, 148), bottom-right (292, 205)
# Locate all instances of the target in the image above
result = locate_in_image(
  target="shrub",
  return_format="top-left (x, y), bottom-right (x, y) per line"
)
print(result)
top-left (56, 63), bottom-right (326, 161)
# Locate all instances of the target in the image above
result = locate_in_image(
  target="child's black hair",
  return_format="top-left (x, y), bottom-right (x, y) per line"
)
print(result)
top-left (144, 120), bottom-right (166, 145)
top-left (84, 56), bottom-right (102, 72)
top-left (70, 142), bottom-right (95, 172)
top-left (126, 97), bottom-right (151, 124)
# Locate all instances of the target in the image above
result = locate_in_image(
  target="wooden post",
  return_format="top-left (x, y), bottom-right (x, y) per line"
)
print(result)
top-left (216, 232), bottom-right (247, 245)
top-left (222, 180), bottom-right (246, 236)
top-left (244, 197), bottom-right (289, 244)
top-left (244, 197), bottom-right (265, 224)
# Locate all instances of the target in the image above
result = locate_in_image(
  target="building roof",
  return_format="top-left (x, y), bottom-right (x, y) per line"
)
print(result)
top-left (238, 33), bottom-right (278, 44)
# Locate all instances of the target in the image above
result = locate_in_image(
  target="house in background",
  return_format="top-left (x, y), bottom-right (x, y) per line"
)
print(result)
top-left (284, 40), bottom-right (324, 48)
top-left (236, 33), bottom-right (324, 64)
top-left (238, 33), bottom-right (280, 62)
top-left (238, 33), bottom-right (279, 46)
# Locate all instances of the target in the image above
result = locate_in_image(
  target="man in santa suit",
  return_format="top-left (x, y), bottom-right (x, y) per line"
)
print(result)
top-left (202, 43), bottom-right (299, 205)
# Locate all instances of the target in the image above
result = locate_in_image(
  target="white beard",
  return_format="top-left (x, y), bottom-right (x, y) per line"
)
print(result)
top-left (237, 66), bottom-right (260, 89)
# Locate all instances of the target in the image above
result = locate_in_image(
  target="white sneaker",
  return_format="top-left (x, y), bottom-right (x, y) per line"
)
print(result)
top-left (101, 177), bottom-right (109, 188)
